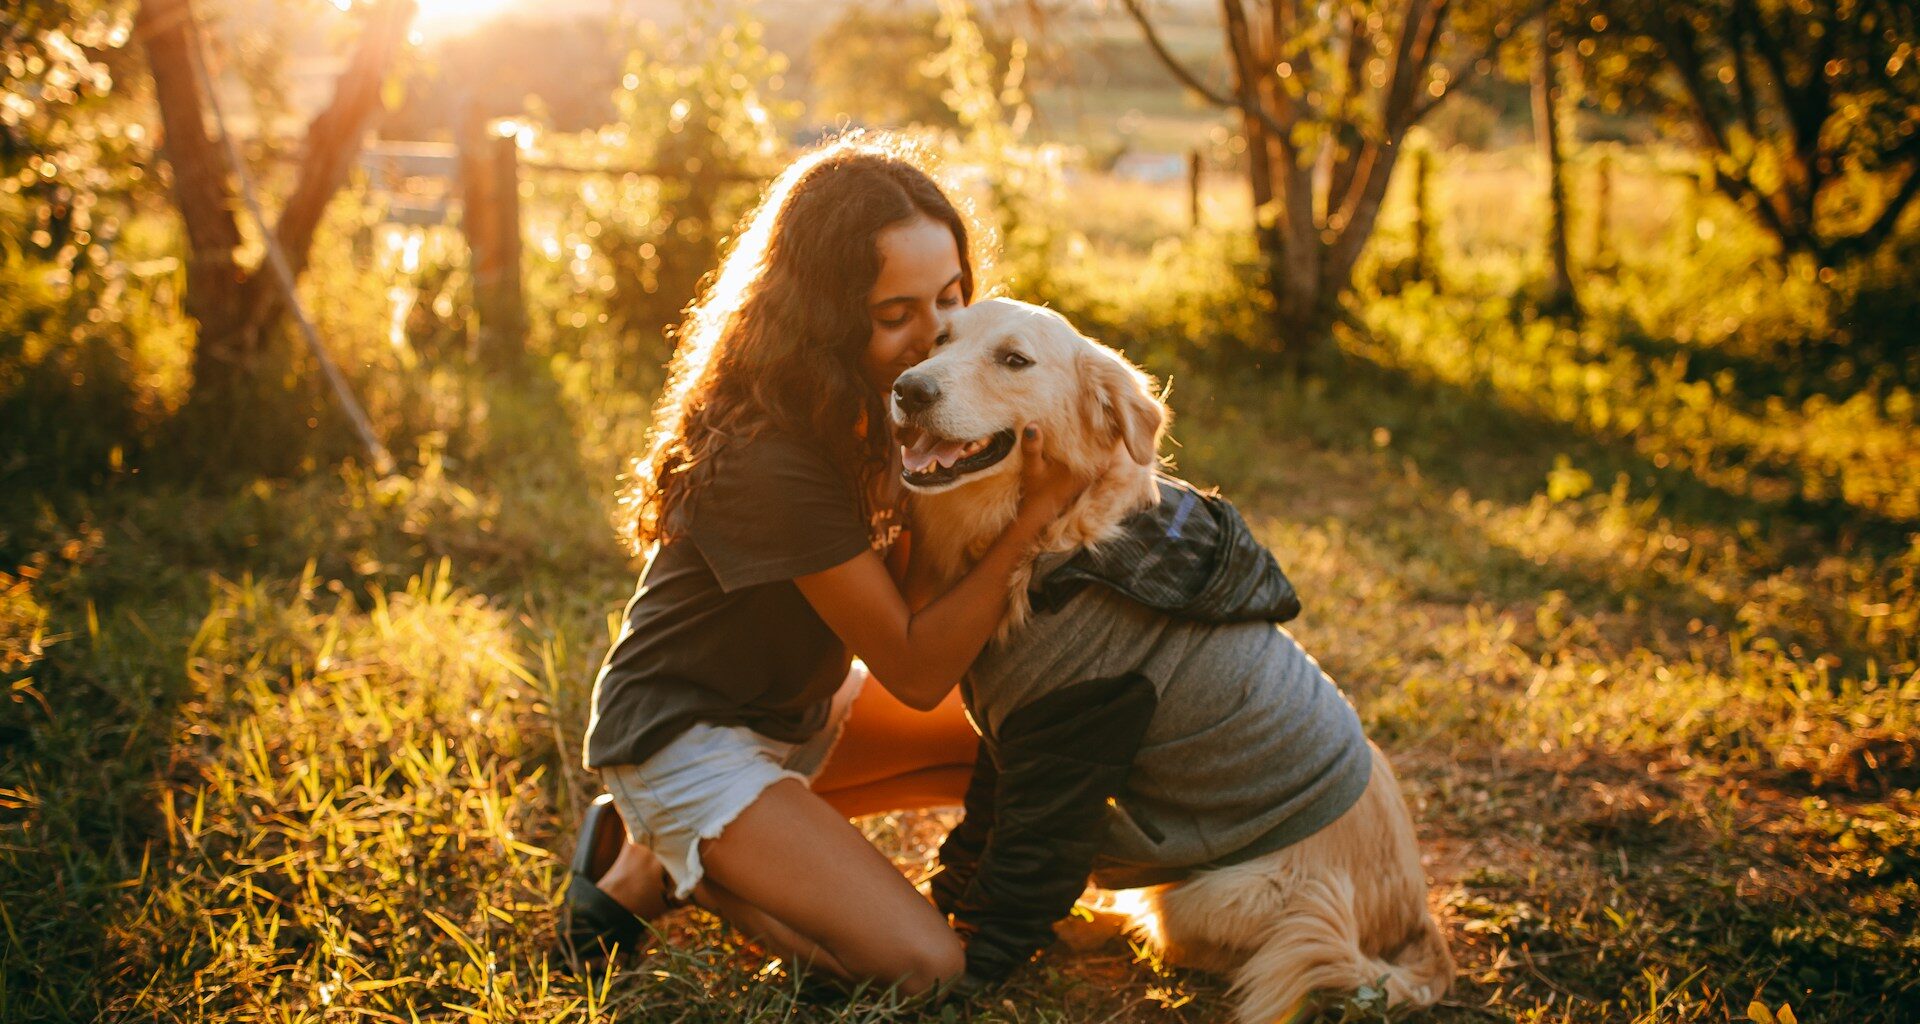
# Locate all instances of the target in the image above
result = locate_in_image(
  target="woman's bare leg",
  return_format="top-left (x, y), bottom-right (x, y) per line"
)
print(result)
top-left (688, 875), bottom-right (853, 978)
top-left (593, 822), bottom-right (858, 978)
top-left (595, 841), bottom-right (675, 919)
top-left (592, 670), bottom-right (981, 989)
top-left (810, 672), bottom-right (977, 816)
top-left (696, 778), bottom-right (963, 994)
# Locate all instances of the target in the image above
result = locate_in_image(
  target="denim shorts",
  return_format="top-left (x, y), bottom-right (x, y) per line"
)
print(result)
top-left (600, 664), bottom-right (866, 901)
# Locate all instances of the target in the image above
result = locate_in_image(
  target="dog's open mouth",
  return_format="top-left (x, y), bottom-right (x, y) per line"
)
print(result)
top-left (898, 427), bottom-right (1016, 487)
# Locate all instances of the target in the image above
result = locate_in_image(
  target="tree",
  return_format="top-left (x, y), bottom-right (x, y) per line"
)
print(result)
top-left (136, 0), bottom-right (412, 441)
top-left (1120, 0), bottom-right (1535, 365)
top-left (1586, 0), bottom-right (1919, 268)
top-left (1532, 16), bottom-right (1578, 317)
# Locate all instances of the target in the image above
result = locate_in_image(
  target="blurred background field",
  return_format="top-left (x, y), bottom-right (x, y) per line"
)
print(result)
top-left (2, 1), bottom-right (1917, 1021)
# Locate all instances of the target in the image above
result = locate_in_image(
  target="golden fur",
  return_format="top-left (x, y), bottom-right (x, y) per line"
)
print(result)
top-left (894, 298), bottom-right (1454, 1021)
top-left (894, 300), bottom-right (1167, 633)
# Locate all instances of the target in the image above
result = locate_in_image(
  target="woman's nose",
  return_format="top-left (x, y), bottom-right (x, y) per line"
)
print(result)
top-left (923, 307), bottom-right (955, 351)
top-left (908, 318), bottom-right (945, 361)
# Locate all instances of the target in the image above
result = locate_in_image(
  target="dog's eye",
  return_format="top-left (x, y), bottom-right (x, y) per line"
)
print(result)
top-left (999, 351), bottom-right (1032, 369)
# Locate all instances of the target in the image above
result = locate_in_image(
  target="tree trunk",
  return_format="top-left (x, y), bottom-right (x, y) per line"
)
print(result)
top-left (1533, 23), bottom-right (1579, 318)
top-left (1220, 0), bottom-right (1293, 362)
top-left (138, 0), bottom-right (255, 409)
top-left (139, 0), bottom-right (412, 469)
top-left (1125, 0), bottom-right (1472, 372)
top-left (239, 0), bottom-right (414, 338)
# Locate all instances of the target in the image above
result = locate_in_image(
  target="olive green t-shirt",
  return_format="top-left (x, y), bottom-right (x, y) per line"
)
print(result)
top-left (583, 430), bottom-right (904, 770)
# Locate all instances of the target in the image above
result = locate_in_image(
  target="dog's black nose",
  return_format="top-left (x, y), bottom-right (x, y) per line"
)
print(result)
top-left (892, 374), bottom-right (941, 415)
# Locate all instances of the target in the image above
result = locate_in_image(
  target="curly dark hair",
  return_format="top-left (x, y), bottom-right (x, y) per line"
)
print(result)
top-left (619, 133), bottom-right (979, 552)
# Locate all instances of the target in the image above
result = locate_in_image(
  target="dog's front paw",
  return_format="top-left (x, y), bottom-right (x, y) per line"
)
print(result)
top-left (1052, 905), bottom-right (1132, 953)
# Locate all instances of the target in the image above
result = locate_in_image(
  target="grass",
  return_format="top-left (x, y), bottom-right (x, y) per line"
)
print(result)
top-left (3, 145), bottom-right (1917, 1022)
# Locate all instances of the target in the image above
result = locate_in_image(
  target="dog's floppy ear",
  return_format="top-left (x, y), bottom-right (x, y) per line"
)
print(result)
top-left (1082, 344), bottom-right (1167, 466)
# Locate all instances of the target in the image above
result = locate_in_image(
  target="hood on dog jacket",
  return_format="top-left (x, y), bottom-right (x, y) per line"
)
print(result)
top-left (1028, 473), bottom-right (1303, 624)
top-left (933, 475), bottom-right (1373, 985)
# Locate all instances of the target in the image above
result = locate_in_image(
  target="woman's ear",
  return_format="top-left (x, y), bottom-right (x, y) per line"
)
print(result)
top-left (1083, 345), bottom-right (1167, 466)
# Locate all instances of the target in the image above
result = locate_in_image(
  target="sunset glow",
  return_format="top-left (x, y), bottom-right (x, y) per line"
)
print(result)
top-left (412, 0), bottom-right (526, 42)
top-left (13, 0), bottom-right (1918, 1018)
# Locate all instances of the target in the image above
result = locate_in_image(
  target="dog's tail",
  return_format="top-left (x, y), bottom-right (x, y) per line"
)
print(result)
top-left (1227, 874), bottom-right (1453, 1024)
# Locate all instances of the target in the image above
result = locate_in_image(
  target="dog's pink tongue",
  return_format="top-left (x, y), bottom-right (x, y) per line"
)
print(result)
top-left (902, 437), bottom-right (968, 473)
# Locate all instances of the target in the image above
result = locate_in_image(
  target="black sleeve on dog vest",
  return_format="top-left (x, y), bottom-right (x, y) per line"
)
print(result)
top-left (949, 672), bottom-right (1159, 984)
top-left (931, 739), bottom-right (997, 919)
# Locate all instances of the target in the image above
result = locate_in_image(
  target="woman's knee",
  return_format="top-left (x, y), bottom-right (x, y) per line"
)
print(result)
top-left (878, 928), bottom-right (965, 995)
top-left (830, 919), bottom-right (963, 994)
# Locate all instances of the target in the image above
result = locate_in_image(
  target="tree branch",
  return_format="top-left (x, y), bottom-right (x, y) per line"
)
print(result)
top-left (1407, 0), bottom-right (1549, 124)
top-left (1117, 0), bottom-right (1292, 139)
top-left (1709, 162), bottom-right (1800, 253)
top-left (244, 0), bottom-right (415, 331)
top-left (1740, 0), bottom-right (1823, 235)
top-left (1326, 6), bottom-right (1373, 211)
top-left (1660, 12), bottom-right (1729, 151)
top-left (1382, 0), bottom-right (1446, 135)
top-left (1726, 0), bottom-right (1762, 132)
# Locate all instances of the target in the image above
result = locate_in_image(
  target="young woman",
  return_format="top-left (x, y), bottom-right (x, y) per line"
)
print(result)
top-left (563, 133), bottom-right (1088, 995)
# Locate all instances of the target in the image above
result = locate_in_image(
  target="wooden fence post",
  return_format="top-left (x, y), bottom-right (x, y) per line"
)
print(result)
top-left (458, 108), bottom-right (525, 365)
top-left (1592, 147), bottom-right (1615, 273)
top-left (1410, 142), bottom-right (1437, 288)
top-left (485, 130), bottom-right (525, 360)
top-left (1188, 148), bottom-right (1202, 229)
top-left (1682, 167), bottom-right (1706, 258)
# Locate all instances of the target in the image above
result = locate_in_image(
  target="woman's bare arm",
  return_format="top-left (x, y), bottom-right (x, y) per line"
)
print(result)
top-left (795, 424), bottom-right (1082, 711)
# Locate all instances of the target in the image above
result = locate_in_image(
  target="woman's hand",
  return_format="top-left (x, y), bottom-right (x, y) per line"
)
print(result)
top-left (1014, 423), bottom-right (1092, 524)
top-left (796, 422), bottom-right (1098, 710)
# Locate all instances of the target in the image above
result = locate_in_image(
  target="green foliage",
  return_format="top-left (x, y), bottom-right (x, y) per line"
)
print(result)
top-left (0, 195), bottom-right (187, 493)
top-left (809, 5), bottom-right (970, 130)
top-left (0, 2), bottom-right (163, 487)
top-left (1, 2), bottom-right (139, 272)
top-left (567, 7), bottom-right (797, 366)
top-left (1583, 0), bottom-right (1920, 265)
top-left (926, 0), bottom-right (1068, 296)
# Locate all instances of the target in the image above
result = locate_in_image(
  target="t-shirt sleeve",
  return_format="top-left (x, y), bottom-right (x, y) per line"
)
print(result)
top-left (684, 432), bottom-right (874, 592)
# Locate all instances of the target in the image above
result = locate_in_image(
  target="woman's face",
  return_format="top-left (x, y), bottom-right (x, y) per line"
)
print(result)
top-left (862, 216), bottom-right (964, 396)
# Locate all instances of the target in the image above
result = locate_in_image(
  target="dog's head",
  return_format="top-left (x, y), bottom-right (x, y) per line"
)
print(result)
top-left (889, 298), bottom-right (1166, 494)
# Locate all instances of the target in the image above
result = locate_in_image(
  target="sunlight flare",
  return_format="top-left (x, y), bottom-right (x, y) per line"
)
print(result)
top-left (411, 0), bottom-right (527, 42)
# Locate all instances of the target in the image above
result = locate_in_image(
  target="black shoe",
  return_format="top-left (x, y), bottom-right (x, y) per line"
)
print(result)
top-left (555, 793), bottom-right (651, 968)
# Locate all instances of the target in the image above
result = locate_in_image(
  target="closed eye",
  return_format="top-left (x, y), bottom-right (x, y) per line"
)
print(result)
top-left (999, 351), bottom-right (1032, 369)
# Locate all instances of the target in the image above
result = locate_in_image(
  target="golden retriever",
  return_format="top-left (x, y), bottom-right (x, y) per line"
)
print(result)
top-left (892, 297), bottom-right (1453, 1021)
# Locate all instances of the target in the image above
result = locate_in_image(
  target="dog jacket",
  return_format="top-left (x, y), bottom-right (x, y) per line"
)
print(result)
top-left (932, 475), bottom-right (1373, 984)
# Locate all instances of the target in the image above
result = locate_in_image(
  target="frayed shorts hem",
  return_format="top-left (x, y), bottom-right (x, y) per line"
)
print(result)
top-left (598, 665), bottom-right (866, 901)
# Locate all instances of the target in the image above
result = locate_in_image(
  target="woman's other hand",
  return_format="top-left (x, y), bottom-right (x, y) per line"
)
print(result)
top-left (797, 421), bottom-right (1100, 711)
top-left (1014, 423), bottom-right (1093, 523)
